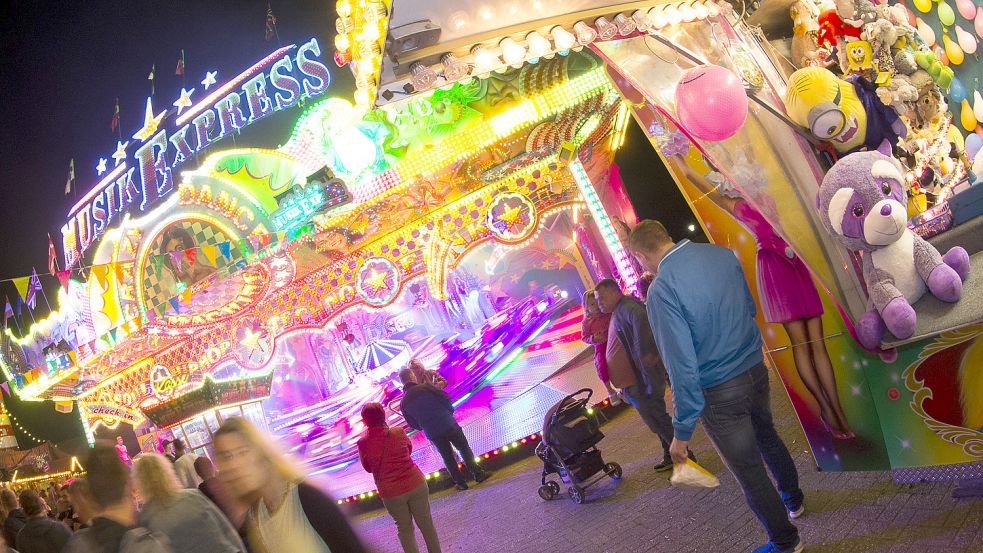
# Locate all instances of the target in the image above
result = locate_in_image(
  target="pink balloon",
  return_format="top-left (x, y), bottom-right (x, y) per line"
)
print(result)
top-left (675, 65), bottom-right (749, 141)
top-left (955, 0), bottom-right (975, 20)
top-left (977, 8), bottom-right (983, 40)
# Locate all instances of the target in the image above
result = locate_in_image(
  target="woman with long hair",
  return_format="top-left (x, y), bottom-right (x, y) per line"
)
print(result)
top-left (357, 402), bottom-right (441, 553)
top-left (212, 417), bottom-right (366, 553)
top-left (671, 155), bottom-right (853, 439)
top-left (132, 454), bottom-right (245, 553)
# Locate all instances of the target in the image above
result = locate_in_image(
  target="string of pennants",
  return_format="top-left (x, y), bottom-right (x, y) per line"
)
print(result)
top-left (2, 224), bottom-right (318, 394)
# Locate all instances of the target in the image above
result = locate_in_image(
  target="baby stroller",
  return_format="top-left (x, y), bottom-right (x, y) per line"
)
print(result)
top-left (536, 388), bottom-right (622, 504)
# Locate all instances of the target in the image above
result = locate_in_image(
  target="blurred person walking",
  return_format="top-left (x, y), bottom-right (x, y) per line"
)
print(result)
top-left (357, 403), bottom-right (441, 553)
top-left (14, 490), bottom-right (70, 553)
top-left (132, 454), bottom-right (245, 553)
top-left (62, 446), bottom-right (173, 553)
top-left (398, 369), bottom-right (488, 491)
top-left (66, 479), bottom-right (94, 531)
top-left (170, 440), bottom-right (201, 489)
top-left (212, 417), bottom-right (366, 553)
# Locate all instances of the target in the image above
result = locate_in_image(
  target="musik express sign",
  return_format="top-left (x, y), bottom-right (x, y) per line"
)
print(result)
top-left (61, 38), bottom-right (333, 267)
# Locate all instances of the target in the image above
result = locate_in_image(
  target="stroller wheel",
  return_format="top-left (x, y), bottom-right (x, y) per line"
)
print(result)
top-left (568, 485), bottom-right (585, 504)
top-left (538, 484), bottom-right (556, 500)
top-left (547, 481), bottom-right (560, 495)
top-left (606, 462), bottom-right (623, 480)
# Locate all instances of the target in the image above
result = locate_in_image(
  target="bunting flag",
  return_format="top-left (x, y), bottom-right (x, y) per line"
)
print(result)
top-left (248, 235), bottom-right (261, 251)
top-left (109, 328), bottom-right (118, 343)
top-left (3, 301), bottom-right (12, 324)
top-left (168, 297), bottom-right (180, 312)
top-left (47, 234), bottom-right (59, 275)
top-left (258, 233), bottom-right (271, 251)
top-left (218, 242), bottom-right (232, 260)
top-left (12, 277), bottom-right (30, 303)
top-left (113, 262), bottom-right (125, 283)
top-left (265, 4), bottom-right (278, 42)
top-left (184, 248), bottom-right (197, 266)
top-left (90, 264), bottom-right (109, 289)
top-left (201, 245), bottom-right (218, 267)
top-left (56, 270), bottom-right (71, 290)
top-left (169, 251), bottom-right (184, 270)
top-left (111, 97), bottom-right (120, 132)
top-left (152, 254), bottom-right (165, 274)
top-left (155, 301), bottom-right (168, 317)
top-left (236, 239), bottom-right (252, 258)
top-left (175, 49), bottom-right (185, 76)
top-left (0, 382), bottom-right (8, 397)
top-left (100, 278), bottom-right (120, 323)
top-left (15, 297), bottom-right (22, 317)
top-left (181, 289), bottom-right (192, 307)
top-left (67, 350), bottom-right (77, 366)
top-left (24, 371), bottom-right (35, 384)
top-left (55, 401), bottom-right (74, 414)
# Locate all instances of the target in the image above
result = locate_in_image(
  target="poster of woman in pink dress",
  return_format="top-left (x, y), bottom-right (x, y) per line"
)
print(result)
top-left (671, 155), bottom-right (853, 440)
top-left (115, 436), bottom-right (132, 467)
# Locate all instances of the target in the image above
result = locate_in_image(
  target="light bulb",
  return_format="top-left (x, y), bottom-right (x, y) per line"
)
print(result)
top-left (447, 11), bottom-right (470, 32)
top-left (551, 26), bottom-right (576, 50)
top-left (707, 1), bottom-right (721, 17)
top-left (692, 1), bottom-right (710, 19)
top-left (359, 25), bottom-right (380, 42)
top-left (594, 16), bottom-right (618, 40)
top-left (335, 34), bottom-right (350, 51)
top-left (613, 13), bottom-right (636, 35)
top-left (335, 16), bottom-right (353, 35)
top-left (441, 53), bottom-right (471, 82)
top-left (666, 6), bottom-right (683, 25)
top-left (573, 21), bottom-right (598, 45)
top-left (648, 7), bottom-right (668, 29)
top-left (679, 3), bottom-right (697, 22)
top-left (632, 10), bottom-right (652, 31)
top-left (526, 31), bottom-right (552, 58)
top-left (362, 1), bottom-right (387, 23)
top-left (499, 37), bottom-right (526, 65)
top-left (410, 62), bottom-right (438, 91)
top-left (471, 45), bottom-right (500, 71)
top-left (336, 0), bottom-right (352, 17)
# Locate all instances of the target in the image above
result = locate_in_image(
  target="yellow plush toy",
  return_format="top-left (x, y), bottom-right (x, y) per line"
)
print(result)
top-left (845, 40), bottom-right (874, 74)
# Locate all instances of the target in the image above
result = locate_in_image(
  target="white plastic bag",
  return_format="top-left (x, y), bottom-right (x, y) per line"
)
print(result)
top-left (669, 459), bottom-right (720, 488)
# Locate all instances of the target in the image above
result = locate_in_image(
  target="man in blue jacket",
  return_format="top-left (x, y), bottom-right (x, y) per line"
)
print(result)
top-left (399, 369), bottom-right (488, 490)
top-left (629, 220), bottom-right (804, 553)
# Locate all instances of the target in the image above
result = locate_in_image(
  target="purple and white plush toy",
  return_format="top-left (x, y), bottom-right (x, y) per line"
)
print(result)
top-left (818, 146), bottom-right (970, 349)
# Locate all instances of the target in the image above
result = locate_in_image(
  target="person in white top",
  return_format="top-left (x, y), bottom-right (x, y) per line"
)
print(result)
top-left (171, 439), bottom-right (202, 489)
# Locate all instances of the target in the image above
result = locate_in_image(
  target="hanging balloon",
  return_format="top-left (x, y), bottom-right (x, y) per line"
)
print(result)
top-left (956, 0), bottom-right (976, 20)
top-left (966, 132), bottom-right (982, 162)
top-left (974, 91), bottom-right (983, 123)
top-left (938, 0), bottom-right (956, 26)
top-left (949, 76), bottom-right (966, 103)
top-left (948, 123), bottom-right (965, 153)
top-left (956, 25), bottom-right (978, 54)
top-left (943, 34), bottom-right (965, 64)
top-left (963, 99), bottom-right (978, 132)
top-left (917, 18), bottom-right (937, 45)
top-left (976, 8), bottom-right (983, 40)
top-left (674, 65), bottom-right (749, 141)
top-left (913, 0), bottom-right (932, 13)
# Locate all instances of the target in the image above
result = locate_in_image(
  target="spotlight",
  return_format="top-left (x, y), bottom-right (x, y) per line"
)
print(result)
top-left (573, 21), bottom-right (598, 45)
top-left (526, 31), bottom-right (552, 58)
top-left (499, 37), bottom-right (526, 66)
top-left (440, 53), bottom-right (470, 82)
top-left (409, 62), bottom-right (438, 91)
top-left (594, 16), bottom-right (617, 40)
top-left (550, 26), bottom-right (576, 51)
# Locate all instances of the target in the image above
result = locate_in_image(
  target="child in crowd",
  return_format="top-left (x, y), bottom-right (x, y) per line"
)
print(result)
top-left (581, 290), bottom-right (621, 405)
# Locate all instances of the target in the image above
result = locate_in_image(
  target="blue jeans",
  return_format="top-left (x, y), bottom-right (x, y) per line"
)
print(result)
top-left (701, 362), bottom-right (802, 549)
top-left (623, 379), bottom-right (673, 458)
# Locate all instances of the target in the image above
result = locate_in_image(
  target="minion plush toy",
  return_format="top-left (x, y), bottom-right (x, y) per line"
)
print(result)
top-left (784, 66), bottom-right (907, 154)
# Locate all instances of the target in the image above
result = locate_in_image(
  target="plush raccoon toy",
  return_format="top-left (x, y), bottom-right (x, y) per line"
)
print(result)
top-left (817, 145), bottom-right (970, 349)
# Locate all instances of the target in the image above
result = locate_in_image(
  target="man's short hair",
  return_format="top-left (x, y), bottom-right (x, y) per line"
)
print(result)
top-left (193, 456), bottom-right (214, 479)
top-left (629, 220), bottom-right (672, 254)
top-left (0, 489), bottom-right (18, 511)
top-left (84, 445), bottom-right (130, 510)
top-left (594, 278), bottom-right (621, 293)
top-left (398, 368), bottom-right (416, 385)
top-left (172, 438), bottom-right (185, 452)
top-left (19, 490), bottom-right (44, 516)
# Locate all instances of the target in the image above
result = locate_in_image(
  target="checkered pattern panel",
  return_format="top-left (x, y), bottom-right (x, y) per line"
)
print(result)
top-left (141, 221), bottom-right (233, 312)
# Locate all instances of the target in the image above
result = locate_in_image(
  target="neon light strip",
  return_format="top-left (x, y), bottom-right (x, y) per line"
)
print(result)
top-left (570, 159), bottom-right (639, 295)
top-left (176, 45), bottom-right (295, 126)
top-left (67, 163), bottom-right (128, 217)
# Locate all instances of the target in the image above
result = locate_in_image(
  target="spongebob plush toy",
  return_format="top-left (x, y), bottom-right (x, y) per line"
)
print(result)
top-left (845, 40), bottom-right (874, 75)
top-left (784, 66), bottom-right (907, 154)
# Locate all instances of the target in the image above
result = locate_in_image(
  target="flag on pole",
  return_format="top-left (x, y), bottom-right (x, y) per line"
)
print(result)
top-left (25, 269), bottom-right (42, 310)
top-left (148, 64), bottom-right (156, 95)
top-left (265, 4), bottom-right (278, 41)
top-left (175, 50), bottom-right (185, 75)
top-left (47, 234), bottom-right (59, 275)
top-left (110, 98), bottom-right (120, 132)
top-left (64, 159), bottom-right (75, 195)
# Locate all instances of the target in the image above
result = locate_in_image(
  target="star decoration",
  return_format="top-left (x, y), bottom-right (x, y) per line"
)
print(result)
top-left (95, 158), bottom-right (107, 175)
top-left (172, 87), bottom-right (195, 114)
top-left (111, 141), bottom-right (129, 166)
top-left (201, 71), bottom-right (218, 90)
top-left (132, 98), bottom-right (166, 141)
top-left (498, 203), bottom-right (525, 232)
top-left (239, 328), bottom-right (265, 357)
top-left (362, 268), bottom-right (391, 295)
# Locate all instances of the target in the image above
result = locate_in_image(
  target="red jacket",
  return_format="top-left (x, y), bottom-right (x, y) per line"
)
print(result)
top-left (357, 427), bottom-right (425, 498)
top-left (582, 312), bottom-right (612, 383)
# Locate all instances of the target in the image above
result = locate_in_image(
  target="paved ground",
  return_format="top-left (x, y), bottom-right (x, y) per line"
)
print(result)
top-left (352, 372), bottom-right (983, 552)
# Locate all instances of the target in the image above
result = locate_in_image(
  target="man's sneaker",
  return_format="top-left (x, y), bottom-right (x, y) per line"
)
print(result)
top-left (455, 482), bottom-right (469, 491)
top-left (474, 471), bottom-right (491, 484)
top-left (789, 505), bottom-right (805, 519)
top-left (752, 538), bottom-right (803, 553)
top-left (654, 459), bottom-right (673, 472)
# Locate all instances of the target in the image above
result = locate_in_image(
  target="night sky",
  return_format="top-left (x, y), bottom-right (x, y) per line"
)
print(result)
top-left (0, 1), bottom-right (700, 448)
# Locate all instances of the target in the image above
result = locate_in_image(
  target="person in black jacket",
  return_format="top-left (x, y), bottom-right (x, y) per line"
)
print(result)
top-left (213, 417), bottom-right (366, 553)
top-left (1, 489), bottom-right (26, 548)
top-left (15, 489), bottom-right (71, 553)
top-left (398, 369), bottom-right (489, 491)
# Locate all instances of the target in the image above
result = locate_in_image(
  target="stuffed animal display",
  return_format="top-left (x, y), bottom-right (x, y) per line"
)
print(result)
top-left (817, 147), bottom-right (970, 348)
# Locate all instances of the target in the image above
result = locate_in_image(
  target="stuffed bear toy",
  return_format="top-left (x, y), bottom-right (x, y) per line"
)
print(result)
top-left (817, 145), bottom-right (970, 349)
